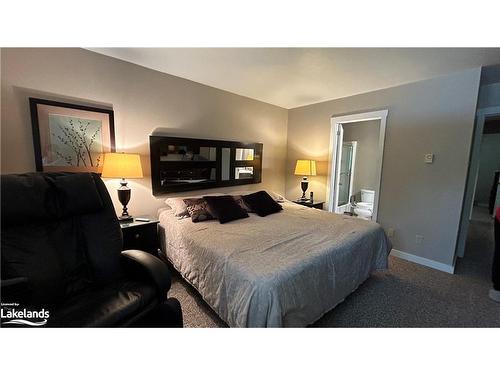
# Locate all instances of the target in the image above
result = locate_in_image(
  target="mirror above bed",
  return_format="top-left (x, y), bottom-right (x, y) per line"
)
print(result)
top-left (150, 135), bottom-right (263, 195)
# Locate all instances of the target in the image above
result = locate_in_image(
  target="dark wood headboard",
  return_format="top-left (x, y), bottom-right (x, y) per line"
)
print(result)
top-left (149, 135), bottom-right (263, 195)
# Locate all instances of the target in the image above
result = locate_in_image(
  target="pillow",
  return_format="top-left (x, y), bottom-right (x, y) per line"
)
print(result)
top-left (232, 195), bottom-right (254, 213)
top-left (165, 193), bottom-right (223, 217)
top-left (183, 198), bottom-right (216, 222)
top-left (266, 191), bottom-right (285, 203)
top-left (242, 191), bottom-right (283, 217)
top-left (165, 197), bottom-right (190, 217)
top-left (203, 195), bottom-right (249, 224)
top-left (229, 190), bottom-right (285, 203)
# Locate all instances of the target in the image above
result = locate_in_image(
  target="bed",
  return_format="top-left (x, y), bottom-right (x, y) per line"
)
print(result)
top-left (158, 199), bottom-right (391, 327)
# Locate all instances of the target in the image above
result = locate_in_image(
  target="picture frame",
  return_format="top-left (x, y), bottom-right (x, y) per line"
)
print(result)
top-left (29, 98), bottom-right (115, 173)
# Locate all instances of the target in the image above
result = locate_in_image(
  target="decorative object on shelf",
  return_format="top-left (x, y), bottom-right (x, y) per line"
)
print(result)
top-left (310, 191), bottom-right (314, 202)
top-left (29, 97), bottom-right (115, 173)
top-left (149, 135), bottom-right (263, 195)
top-left (294, 159), bottom-right (317, 201)
top-left (102, 152), bottom-right (143, 222)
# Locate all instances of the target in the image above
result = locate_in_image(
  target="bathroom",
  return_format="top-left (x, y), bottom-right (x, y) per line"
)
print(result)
top-left (331, 114), bottom-right (385, 221)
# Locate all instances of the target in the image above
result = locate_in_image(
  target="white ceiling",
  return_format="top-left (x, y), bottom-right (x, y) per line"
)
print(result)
top-left (89, 48), bottom-right (500, 109)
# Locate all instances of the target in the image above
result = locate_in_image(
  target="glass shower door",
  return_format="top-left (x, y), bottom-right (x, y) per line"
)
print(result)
top-left (338, 142), bottom-right (354, 206)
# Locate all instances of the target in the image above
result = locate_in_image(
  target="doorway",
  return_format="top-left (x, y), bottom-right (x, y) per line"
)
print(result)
top-left (456, 106), bottom-right (500, 259)
top-left (326, 110), bottom-right (388, 221)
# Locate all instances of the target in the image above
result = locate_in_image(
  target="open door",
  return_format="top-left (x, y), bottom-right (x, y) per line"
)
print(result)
top-left (456, 106), bottom-right (500, 259)
top-left (331, 123), bottom-right (344, 213)
top-left (326, 109), bottom-right (388, 222)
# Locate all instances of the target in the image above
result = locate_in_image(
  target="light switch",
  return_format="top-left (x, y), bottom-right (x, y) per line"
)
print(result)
top-left (424, 153), bottom-right (434, 164)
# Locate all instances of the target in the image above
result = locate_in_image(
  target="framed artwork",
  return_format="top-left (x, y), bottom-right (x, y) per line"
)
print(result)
top-left (29, 98), bottom-right (115, 173)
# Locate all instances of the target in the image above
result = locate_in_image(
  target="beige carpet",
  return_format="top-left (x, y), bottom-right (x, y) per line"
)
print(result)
top-left (168, 207), bottom-right (500, 327)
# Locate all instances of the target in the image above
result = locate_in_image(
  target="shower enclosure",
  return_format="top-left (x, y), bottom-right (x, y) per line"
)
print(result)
top-left (337, 141), bottom-right (357, 211)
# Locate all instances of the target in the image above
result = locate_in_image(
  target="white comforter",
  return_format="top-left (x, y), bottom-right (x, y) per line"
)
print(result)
top-left (159, 201), bottom-right (391, 327)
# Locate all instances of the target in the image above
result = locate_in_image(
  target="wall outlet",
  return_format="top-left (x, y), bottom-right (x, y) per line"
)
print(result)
top-left (387, 228), bottom-right (395, 238)
top-left (415, 234), bottom-right (424, 244)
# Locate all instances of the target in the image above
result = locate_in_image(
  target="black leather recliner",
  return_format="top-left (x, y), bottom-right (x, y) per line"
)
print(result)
top-left (1, 172), bottom-right (182, 327)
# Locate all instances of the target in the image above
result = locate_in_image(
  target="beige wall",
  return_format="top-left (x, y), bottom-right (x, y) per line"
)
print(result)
top-left (286, 69), bottom-right (481, 266)
top-left (0, 48), bottom-right (288, 217)
top-left (0, 48), bottom-right (484, 268)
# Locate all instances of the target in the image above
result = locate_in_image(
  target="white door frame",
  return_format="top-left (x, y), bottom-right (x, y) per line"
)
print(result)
top-left (455, 105), bottom-right (500, 259)
top-left (326, 109), bottom-right (388, 222)
top-left (331, 123), bottom-right (344, 213)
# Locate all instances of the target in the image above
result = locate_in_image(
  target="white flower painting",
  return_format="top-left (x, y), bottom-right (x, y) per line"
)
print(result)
top-left (48, 114), bottom-right (104, 167)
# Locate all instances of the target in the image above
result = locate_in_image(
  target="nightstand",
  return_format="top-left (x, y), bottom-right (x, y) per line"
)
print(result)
top-left (120, 216), bottom-right (160, 256)
top-left (292, 200), bottom-right (324, 210)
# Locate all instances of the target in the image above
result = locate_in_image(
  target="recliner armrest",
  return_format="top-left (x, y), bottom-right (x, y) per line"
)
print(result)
top-left (121, 250), bottom-right (171, 295)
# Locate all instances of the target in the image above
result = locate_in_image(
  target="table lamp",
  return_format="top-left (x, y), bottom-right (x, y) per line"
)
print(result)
top-left (102, 152), bottom-right (143, 221)
top-left (294, 159), bottom-right (316, 201)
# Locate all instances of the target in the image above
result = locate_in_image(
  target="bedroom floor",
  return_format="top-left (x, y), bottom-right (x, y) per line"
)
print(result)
top-left (168, 207), bottom-right (500, 327)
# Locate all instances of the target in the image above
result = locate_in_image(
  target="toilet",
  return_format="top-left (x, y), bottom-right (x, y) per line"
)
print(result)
top-left (353, 189), bottom-right (375, 220)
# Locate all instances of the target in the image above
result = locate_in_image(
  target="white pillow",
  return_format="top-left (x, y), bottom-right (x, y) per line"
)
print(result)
top-left (164, 198), bottom-right (189, 217)
top-left (267, 191), bottom-right (285, 203)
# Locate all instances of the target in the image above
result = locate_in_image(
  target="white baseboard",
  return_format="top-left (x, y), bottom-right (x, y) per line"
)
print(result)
top-left (390, 249), bottom-right (455, 274)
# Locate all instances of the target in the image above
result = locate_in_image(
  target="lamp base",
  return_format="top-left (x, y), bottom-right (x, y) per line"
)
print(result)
top-left (118, 215), bottom-right (134, 222)
top-left (299, 177), bottom-right (309, 201)
top-left (117, 178), bottom-right (133, 222)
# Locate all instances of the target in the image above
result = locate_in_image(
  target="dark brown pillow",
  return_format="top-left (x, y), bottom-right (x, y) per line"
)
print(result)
top-left (232, 195), bottom-right (254, 213)
top-left (242, 191), bottom-right (282, 217)
top-left (203, 195), bottom-right (249, 224)
top-left (183, 198), bottom-right (216, 222)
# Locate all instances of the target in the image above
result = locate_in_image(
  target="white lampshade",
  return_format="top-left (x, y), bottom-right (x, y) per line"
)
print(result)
top-left (101, 153), bottom-right (143, 178)
top-left (294, 160), bottom-right (317, 176)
